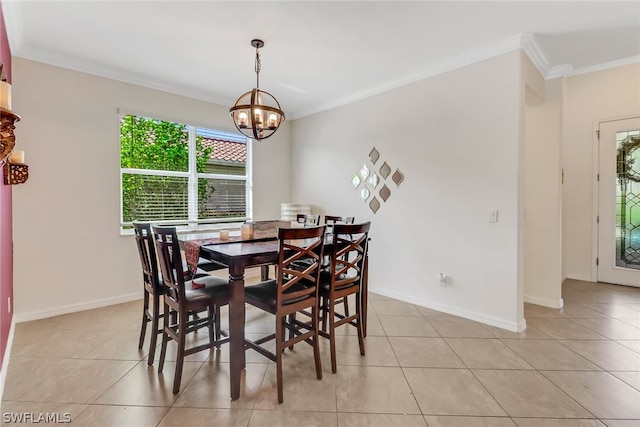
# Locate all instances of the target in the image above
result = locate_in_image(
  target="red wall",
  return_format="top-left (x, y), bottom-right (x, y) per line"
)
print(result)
top-left (0, 1), bottom-right (14, 368)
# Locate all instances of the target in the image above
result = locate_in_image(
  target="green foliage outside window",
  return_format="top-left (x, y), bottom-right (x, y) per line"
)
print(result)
top-left (120, 115), bottom-right (214, 222)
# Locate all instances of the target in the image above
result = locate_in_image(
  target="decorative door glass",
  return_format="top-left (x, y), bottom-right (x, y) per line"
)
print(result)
top-left (616, 129), bottom-right (640, 269)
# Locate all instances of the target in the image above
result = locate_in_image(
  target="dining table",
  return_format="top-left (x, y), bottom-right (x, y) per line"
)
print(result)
top-left (178, 227), bottom-right (369, 401)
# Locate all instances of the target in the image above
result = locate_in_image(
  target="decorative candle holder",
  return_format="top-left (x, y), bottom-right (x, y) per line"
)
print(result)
top-left (3, 162), bottom-right (29, 185)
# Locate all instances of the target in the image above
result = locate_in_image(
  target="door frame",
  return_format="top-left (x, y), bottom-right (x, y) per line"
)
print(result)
top-left (592, 114), bottom-right (640, 283)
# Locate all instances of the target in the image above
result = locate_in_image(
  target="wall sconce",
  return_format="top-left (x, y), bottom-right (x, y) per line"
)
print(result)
top-left (3, 150), bottom-right (28, 185)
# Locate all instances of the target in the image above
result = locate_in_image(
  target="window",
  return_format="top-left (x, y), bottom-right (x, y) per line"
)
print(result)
top-left (119, 114), bottom-right (252, 232)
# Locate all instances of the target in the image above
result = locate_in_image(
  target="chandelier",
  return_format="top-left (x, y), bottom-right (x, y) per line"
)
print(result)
top-left (229, 39), bottom-right (285, 141)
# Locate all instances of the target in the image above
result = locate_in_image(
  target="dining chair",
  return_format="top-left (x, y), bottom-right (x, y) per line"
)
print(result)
top-left (321, 215), bottom-right (355, 314)
top-left (152, 225), bottom-right (230, 394)
top-left (318, 221), bottom-right (371, 373)
top-left (323, 215), bottom-right (355, 225)
top-left (244, 225), bottom-right (326, 403)
top-left (133, 221), bottom-right (210, 366)
top-left (296, 213), bottom-right (321, 226)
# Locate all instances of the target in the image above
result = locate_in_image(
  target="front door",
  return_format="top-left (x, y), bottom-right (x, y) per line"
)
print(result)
top-left (597, 117), bottom-right (640, 287)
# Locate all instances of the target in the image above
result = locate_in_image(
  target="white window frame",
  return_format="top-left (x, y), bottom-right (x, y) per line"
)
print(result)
top-left (119, 114), bottom-right (252, 234)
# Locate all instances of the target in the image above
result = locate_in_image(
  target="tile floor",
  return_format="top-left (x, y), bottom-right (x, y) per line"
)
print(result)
top-left (1, 278), bottom-right (639, 426)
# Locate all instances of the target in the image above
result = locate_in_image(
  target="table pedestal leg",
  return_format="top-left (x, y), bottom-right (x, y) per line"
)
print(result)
top-left (228, 266), bottom-right (245, 400)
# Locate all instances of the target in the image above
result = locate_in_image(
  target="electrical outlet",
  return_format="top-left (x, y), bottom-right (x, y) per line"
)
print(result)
top-left (438, 273), bottom-right (447, 287)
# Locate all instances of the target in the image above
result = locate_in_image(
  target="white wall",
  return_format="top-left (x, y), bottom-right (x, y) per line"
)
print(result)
top-left (11, 58), bottom-right (291, 320)
top-left (291, 52), bottom-right (526, 331)
top-left (522, 56), bottom-right (564, 308)
top-left (563, 63), bottom-right (640, 281)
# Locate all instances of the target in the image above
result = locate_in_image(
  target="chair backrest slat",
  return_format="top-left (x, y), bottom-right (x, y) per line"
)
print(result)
top-left (152, 225), bottom-right (187, 306)
top-left (295, 214), bottom-right (321, 227)
top-left (133, 221), bottom-right (160, 293)
top-left (330, 222), bottom-right (371, 289)
top-left (277, 225), bottom-right (325, 306)
top-left (324, 215), bottom-right (355, 225)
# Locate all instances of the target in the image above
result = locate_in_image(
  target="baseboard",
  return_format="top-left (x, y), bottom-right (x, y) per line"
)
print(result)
top-left (0, 318), bottom-right (16, 402)
top-left (369, 286), bottom-right (526, 333)
top-left (14, 292), bottom-right (141, 323)
top-left (524, 295), bottom-right (564, 309)
top-left (565, 273), bottom-right (593, 282)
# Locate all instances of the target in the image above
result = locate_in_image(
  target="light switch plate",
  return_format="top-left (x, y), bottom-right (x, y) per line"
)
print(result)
top-left (489, 210), bottom-right (499, 223)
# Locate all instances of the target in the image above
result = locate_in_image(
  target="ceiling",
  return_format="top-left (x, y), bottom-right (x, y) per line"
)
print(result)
top-left (2, 1), bottom-right (639, 120)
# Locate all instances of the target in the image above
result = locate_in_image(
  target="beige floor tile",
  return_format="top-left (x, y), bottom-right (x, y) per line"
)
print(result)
top-left (486, 325), bottom-right (551, 339)
top-left (79, 330), bottom-right (151, 361)
top-left (542, 371), bottom-right (640, 419)
top-left (610, 371), bottom-right (640, 391)
top-left (428, 317), bottom-right (496, 338)
top-left (362, 313), bottom-right (386, 336)
top-left (371, 299), bottom-right (422, 316)
top-left (335, 366), bottom-right (420, 414)
top-left (379, 315), bottom-right (439, 337)
top-left (571, 318), bottom-right (640, 340)
top-left (157, 407), bottom-right (252, 427)
top-left (524, 304), bottom-right (564, 318)
top-left (249, 410), bottom-right (338, 426)
top-left (502, 340), bottom-right (601, 371)
top-left (4, 282), bottom-right (639, 426)
top-left (333, 335), bottom-right (399, 367)
top-left (615, 340), bottom-right (640, 353)
top-left (93, 360), bottom-right (203, 407)
top-left (10, 328), bottom-right (120, 359)
top-left (445, 338), bottom-right (533, 369)
top-left (512, 419), bottom-right (606, 426)
top-left (472, 370), bottom-right (593, 418)
top-left (558, 340), bottom-right (640, 371)
top-left (526, 319), bottom-right (606, 340)
top-left (253, 361), bottom-right (337, 411)
top-left (403, 367), bottom-right (505, 416)
top-left (69, 405), bottom-right (169, 427)
top-left (389, 337), bottom-right (465, 368)
top-left (599, 420), bottom-right (640, 427)
top-left (3, 357), bottom-right (136, 404)
top-left (416, 306), bottom-right (452, 317)
top-left (425, 416), bottom-right (516, 426)
top-left (559, 303), bottom-right (609, 319)
top-left (339, 413), bottom-right (427, 426)
top-left (0, 401), bottom-right (87, 426)
top-left (173, 361), bottom-right (268, 409)
top-left (562, 289), bottom-right (611, 305)
top-left (582, 303), bottom-right (640, 319)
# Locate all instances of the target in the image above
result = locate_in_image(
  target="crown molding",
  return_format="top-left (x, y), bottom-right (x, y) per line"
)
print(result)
top-left (520, 33), bottom-right (551, 77)
top-left (569, 55), bottom-right (640, 77)
top-left (293, 34), bottom-right (527, 120)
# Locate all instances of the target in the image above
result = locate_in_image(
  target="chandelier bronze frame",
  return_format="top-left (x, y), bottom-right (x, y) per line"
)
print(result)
top-left (229, 39), bottom-right (285, 141)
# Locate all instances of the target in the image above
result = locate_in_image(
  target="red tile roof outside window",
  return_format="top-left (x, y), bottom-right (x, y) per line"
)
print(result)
top-left (201, 138), bottom-right (246, 163)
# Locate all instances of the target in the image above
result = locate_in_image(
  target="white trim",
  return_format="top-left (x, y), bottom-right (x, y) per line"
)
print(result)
top-left (14, 293), bottom-right (141, 323)
top-left (570, 55), bottom-right (640, 77)
top-left (294, 34), bottom-right (527, 119)
top-left (0, 319), bottom-right (16, 402)
top-left (524, 295), bottom-right (564, 309)
top-left (370, 286), bottom-right (526, 333)
top-left (547, 65), bottom-right (573, 80)
top-left (565, 273), bottom-right (594, 282)
top-left (520, 33), bottom-right (550, 77)
top-left (592, 120), bottom-right (600, 283)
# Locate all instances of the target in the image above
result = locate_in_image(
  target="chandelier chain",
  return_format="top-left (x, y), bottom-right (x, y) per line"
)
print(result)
top-left (254, 48), bottom-right (261, 88)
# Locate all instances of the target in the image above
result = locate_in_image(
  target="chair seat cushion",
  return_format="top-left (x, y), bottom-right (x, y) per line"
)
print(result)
top-left (245, 279), bottom-right (312, 310)
top-left (318, 270), bottom-right (359, 293)
top-left (185, 275), bottom-right (230, 305)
